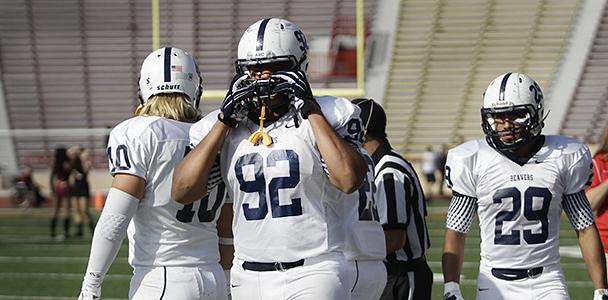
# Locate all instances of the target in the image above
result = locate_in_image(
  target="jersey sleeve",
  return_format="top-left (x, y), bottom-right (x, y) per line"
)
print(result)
top-left (375, 167), bottom-right (409, 230)
top-left (189, 110), bottom-right (224, 192)
top-left (107, 121), bottom-right (152, 179)
top-left (444, 141), bottom-right (479, 198)
top-left (564, 142), bottom-right (594, 195)
top-left (189, 109), bottom-right (219, 148)
top-left (316, 96), bottom-right (364, 149)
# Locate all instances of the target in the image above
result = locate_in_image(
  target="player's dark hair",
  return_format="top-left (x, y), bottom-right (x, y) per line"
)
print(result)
top-left (352, 98), bottom-right (387, 140)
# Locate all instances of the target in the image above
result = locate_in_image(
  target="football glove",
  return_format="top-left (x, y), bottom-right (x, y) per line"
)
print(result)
top-left (219, 74), bottom-right (255, 128)
top-left (594, 288), bottom-right (608, 300)
top-left (271, 70), bottom-right (320, 119)
top-left (443, 282), bottom-right (464, 300)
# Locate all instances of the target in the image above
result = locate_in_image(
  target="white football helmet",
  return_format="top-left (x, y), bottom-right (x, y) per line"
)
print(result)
top-left (138, 47), bottom-right (202, 108)
top-left (236, 18), bottom-right (309, 74)
top-left (481, 72), bottom-right (545, 151)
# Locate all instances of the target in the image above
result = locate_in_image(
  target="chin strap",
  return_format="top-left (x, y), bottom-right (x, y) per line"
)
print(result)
top-left (248, 104), bottom-right (273, 146)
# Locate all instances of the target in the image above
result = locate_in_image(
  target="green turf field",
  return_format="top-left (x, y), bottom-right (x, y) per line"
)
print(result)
top-left (0, 200), bottom-right (596, 299)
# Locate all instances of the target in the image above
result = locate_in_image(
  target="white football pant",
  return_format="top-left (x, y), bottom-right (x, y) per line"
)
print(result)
top-left (230, 252), bottom-right (352, 300)
top-left (129, 264), bottom-right (227, 300)
top-left (476, 263), bottom-right (568, 300)
top-left (349, 260), bottom-right (387, 300)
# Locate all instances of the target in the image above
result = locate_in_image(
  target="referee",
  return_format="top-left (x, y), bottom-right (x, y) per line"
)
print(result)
top-left (352, 98), bottom-right (433, 300)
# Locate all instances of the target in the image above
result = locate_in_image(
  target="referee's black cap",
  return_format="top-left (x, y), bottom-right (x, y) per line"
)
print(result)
top-left (352, 98), bottom-right (387, 139)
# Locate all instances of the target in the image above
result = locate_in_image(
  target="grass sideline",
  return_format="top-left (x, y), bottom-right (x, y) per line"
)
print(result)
top-left (0, 200), bottom-right (595, 299)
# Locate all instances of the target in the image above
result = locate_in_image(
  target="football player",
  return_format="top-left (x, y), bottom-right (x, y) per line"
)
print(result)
top-left (78, 47), bottom-right (230, 300)
top-left (171, 18), bottom-right (368, 300)
top-left (342, 149), bottom-right (387, 300)
top-left (353, 98), bottom-right (432, 300)
top-left (441, 72), bottom-right (608, 300)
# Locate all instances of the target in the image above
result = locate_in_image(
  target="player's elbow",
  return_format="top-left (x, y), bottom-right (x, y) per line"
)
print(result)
top-left (171, 177), bottom-right (207, 205)
top-left (334, 162), bottom-right (367, 193)
top-left (332, 171), bottom-right (364, 193)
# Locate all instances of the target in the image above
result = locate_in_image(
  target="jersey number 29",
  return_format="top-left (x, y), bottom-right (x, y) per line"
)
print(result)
top-left (493, 186), bottom-right (551, 245)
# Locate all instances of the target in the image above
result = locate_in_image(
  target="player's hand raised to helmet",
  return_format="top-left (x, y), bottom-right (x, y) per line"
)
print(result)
top-left (271, 70), bottom-right (320, 119)
top-left (219, 74), bottom-right (255, 128)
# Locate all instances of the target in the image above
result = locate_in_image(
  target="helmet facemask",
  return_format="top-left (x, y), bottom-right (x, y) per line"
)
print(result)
top-left (481, 104), bottom-right (543, 151)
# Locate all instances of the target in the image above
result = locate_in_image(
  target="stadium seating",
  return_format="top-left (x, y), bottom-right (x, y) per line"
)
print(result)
top-left (0, 0), bottom-right (376, 169)
top-left (383, 0), bottom-right (581, 154)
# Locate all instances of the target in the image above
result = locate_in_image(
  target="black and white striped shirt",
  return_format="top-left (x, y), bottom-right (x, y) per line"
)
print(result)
top-left (372, 141), bottom-right (431, 263)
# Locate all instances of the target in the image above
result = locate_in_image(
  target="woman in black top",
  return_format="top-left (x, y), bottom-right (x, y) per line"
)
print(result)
top-left (69, 146), bottom-right (95, 237)
top-left (50, 146), bottom-right (72, 240)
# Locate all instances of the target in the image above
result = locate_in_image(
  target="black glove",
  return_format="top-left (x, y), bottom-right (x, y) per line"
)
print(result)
top-left (271, 70), bottom-right (320, 118)
top-left (219, 74), bottom-right (255, 128)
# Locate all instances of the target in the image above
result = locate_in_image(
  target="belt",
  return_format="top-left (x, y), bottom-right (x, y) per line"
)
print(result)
top-left (491, 267), bottom-right (543, 281)
top-left (242, 259), bottom-right (305, 272)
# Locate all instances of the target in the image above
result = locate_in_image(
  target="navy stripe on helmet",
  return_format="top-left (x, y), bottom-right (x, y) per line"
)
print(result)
top-left (498, 72), bottom-right (512, 101)
top-left (256, 18), bottom-right (272, 51)
top-left (164, 47), bottom-right (172, 82)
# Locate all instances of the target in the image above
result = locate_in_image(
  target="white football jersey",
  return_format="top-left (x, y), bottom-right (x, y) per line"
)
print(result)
top-left (445, 135), bottom-right (593, 269)
top-left (191, 96), bottom-right (363, 262)
top-left (108, 116), bottom-right (225, 267)
top-left (343, 152), bottom-right (386, 261)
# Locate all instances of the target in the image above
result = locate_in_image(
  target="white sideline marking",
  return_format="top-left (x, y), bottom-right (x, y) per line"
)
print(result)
top-left (0, 256), bottom-right (127, 263)
top-left (559, 246), bottom-right (582, 258)
top-left (0, 296), bottom-right (124, 300)
top-left (431, 273), bottom-right (592, 287)
top-left (0, 272), bottom-right (130, 280)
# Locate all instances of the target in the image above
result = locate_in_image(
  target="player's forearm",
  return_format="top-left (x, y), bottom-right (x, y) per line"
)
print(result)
top-left (586, 180), bottom-right (608, 212)
top-left (442, 229), bottom-right (466, 283)
top-left (82, 188), bottom-right (138, 291)
top-left (307, 113), bottom-right (367, 193)
top-left (578, 225), bottom-right (608, 289)
top-left (172, 121), bottom-right (229, 204)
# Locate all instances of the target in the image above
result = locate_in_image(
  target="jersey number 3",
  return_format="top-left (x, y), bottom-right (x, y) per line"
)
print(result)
top-left (493, 186), bottom-right (551, 245)
top-left (235, 150), bottom-right (302, 220)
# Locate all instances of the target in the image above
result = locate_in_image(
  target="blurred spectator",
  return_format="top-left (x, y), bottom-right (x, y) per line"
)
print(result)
top-left (586, 128), bottom-right (608, 270)
top-left (11, 164), bottom-right (45, 207)
top-left (50, 146), bottom-right (72, 240)
top-left (421, 145), bottom-right (437, 200)
top-left (436, 144), bottom-right (449, 198)
top-left (69, 145), bottom-right (95, 238)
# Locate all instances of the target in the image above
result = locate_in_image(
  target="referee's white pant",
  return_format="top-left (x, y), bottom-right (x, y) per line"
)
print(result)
top-left (230, 252), bottom-right (352, 300)
top-left (128, 263), bottom-right (227, 300)
top-left (476, 263), bottom-right (568, 300)
top-left (348, 259), bottom-right (387, 300)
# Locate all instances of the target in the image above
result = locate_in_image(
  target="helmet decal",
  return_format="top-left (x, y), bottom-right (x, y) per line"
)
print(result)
top-left (256, 18), bottom-right (271, 52)
top-left (498, 72), bottom-right (512, 102)
top-left (163, 47), bottom-right (172, 82)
